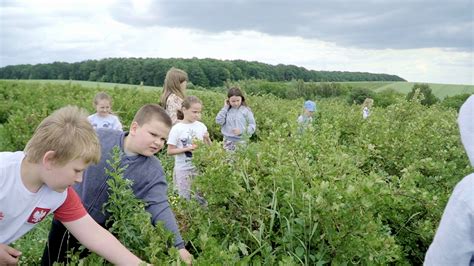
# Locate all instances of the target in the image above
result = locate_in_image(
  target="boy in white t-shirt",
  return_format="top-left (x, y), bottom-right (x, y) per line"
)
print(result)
top-left (0, 106), bottom-right (144, 265)
top-left (167, 96), bottom-right (211, 201)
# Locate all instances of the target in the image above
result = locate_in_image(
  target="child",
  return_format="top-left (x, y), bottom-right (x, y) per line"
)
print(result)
top-left (362, 98), bottom-right (374, 119)
top-left (215, 87), bottom-right (256, 151)
top-left (297, 100), bottom-right (316, 125)
top-left (88, 92), bottom-right (123, 130)
top-left (160, 67), bottom-right (188, 124)
top-left (0, 106), bottom-right (143, 265)
top-left (42, 104), bottom-right (193, 265)
top-left (167, 96), bottom-right (211, 201)
top-left (424, 95), bottom-right (474, 264)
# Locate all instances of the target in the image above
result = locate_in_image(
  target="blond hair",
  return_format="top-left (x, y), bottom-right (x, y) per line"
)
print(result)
top-left (362, 98), bottom-right (374, 108)
top-left (133, 104), bottom-right (172, 128)
top-left (24, 106), bottom-right (100, 166)
top-left (160, 67), bottom-right (188, 106)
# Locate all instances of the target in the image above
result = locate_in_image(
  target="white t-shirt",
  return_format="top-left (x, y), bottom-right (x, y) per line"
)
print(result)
top-left (0, 152), bottom-right (87, 244)
top-left (88, 113), bottom-right (123, 131)
top-left (362, 107), bottom-right (370, 119)
top-left (167, 121), bottom-right (208, 171)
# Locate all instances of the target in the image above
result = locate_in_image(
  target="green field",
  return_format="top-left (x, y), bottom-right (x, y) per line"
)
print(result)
top-left (337, 81), bottom-right (474, 98)
top-left (5, 79), bottom-right (474, 99)
top-left (2, 80), bottom-right (472, 264)
top-left (2, 79), bottom-right (161, 91)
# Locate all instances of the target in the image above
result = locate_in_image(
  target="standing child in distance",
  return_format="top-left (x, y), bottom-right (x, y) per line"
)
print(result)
top-left (167, 96), bottom-right (211, 201)
top-left (297, 100), bottom-right (316, 125)
top-left (160, 67), bottom-right (188, 125)
top-left (0, 106), bottom-right (144, 265)
top-left (424, 95), bottom-right (474, 265)
top-left (215, 87), bottom-right (256, 151)
top-left (362, 98), bottom-right (374, 119)
top-left (42, 104), bottom-right (193, 266)
top-left (88, 92), bottom-right (123, 130)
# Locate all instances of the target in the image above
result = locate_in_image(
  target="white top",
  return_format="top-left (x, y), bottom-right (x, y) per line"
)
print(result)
top-left (459, 95), bottom-right (474, 167)
top-left (362, 107), bottom-right (370, 119)
top-left (0, 152), bottom-right (67, 244)
top-left (167, 121), bottom-right (208, 171)
top-left (88, 113), bottom-right (122, 131)
top-left (424, 173), bottom-right (474, 265)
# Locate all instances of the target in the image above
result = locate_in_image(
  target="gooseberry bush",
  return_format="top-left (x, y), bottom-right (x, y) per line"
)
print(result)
top-left (3, 80), bottom-right (470, 265)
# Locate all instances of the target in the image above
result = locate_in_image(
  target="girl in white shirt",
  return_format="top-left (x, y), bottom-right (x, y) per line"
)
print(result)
top-left (167, 96), bottom-right (211, 202)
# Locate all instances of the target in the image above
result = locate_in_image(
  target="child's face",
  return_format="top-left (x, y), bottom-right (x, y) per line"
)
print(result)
top-left (129, 119), bottom-right (170, 157)
top-left (228, 96), bottom-right (242, 108)
top-left (304, 109), bottom-right (314, 117)
top-left (95, 99), bottom-right (111, 117)
top-left (43, 157), bottom-right (88, 193)
top-left (182, 103), bottom-right (202, 123)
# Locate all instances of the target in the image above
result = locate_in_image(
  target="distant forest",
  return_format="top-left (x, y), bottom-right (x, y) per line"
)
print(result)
top-left (0, 58), bottom-right (405, 87)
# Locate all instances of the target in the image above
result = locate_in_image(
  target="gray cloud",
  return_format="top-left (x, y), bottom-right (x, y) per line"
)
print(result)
top-left (111, 0), bottom-right (473, 51)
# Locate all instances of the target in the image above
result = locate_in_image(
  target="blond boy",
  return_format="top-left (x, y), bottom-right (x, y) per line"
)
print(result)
top-left (0, 106), bottom-right (143, 265)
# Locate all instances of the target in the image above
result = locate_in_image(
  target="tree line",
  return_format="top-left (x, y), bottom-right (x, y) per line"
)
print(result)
top-left (0, 57), bottom-right (405, 87)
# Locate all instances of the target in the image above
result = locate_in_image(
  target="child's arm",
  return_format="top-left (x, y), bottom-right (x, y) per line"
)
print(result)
top-left (0, 244), bottom-right (21, 265)
top-left (203, 131), bottom-right (212, 145)
top-left (63, 214), bottom-right (144, 266)
top-left (215, 104), bottom-right (229, 126)
top-left (245, 109), bottom-right (257, 135)
top-left (167, 144), bottom-right (196, 156)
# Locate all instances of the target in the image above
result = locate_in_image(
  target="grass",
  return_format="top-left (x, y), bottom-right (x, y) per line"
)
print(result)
top-left (2, 79), bottom-right (162, 91)
top-left (3, 79), bottom-right (473, 99)
top-left (337, 81), bottom-right (474, 99)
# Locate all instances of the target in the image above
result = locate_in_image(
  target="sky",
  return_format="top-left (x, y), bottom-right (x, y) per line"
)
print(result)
top-left (0, 0), bottom-right (473, 85)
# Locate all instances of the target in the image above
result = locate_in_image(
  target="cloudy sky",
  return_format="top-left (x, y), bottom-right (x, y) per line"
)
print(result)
top-left (1, 0), bottom-right (473, 84)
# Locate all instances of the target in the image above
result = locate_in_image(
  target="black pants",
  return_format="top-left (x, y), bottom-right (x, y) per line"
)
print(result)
top-left (41, 219), bottom-right (89, 266)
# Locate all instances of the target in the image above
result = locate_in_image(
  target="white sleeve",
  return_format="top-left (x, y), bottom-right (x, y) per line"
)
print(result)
top-left (424, 176), bottom-right (474, 265)
top-left (459, 95), bottom-right (474, 167)
top-left (167, 125), bottom-right (180, 146)
top-left (113, 116), bottom-right (123, 131)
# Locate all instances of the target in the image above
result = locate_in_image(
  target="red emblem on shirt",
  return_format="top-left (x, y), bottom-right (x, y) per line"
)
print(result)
top-left (0, 211), bottom-right (4, 221)
top-left (27, 207), bottom-right (51, 224)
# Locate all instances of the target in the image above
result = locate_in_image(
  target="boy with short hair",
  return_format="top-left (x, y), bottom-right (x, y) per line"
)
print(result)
top-left (424, 95), bottom-right (474, 264)
top-left (0, 106), bottom-right (143, 265)
top-left (42, 104), bottom-right (193, 265)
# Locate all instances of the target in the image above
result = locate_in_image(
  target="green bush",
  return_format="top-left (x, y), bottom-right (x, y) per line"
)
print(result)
top-left (441, 93), bottom-right (472, 111)
top-left (4, 80), bottom-right (470, 264)
top-left (347, 87), bottom-right (375, 104)
top-left (406, 83), bottom-right (439, 106)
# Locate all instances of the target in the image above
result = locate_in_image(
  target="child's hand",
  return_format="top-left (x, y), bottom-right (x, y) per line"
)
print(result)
top-left (178, 248), bottom-right (193, 265)
top-left (203, 132), bottom-right (212, 145)
top-left (0, 244), bottom-right (21, 265)
top-left (224, 99), bottom-right (229, 107)
top-left (187, 144), bottom-right (198, 151)
top-left (231, 128), bottom-right (241, 135)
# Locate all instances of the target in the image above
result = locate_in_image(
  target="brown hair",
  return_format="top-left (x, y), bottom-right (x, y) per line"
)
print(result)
top-left (160, 67), bottom-right (188, 106)
top-left (24, 106), bottom-right (101, 166)
top-left (133, 104), bottom-right (172, 129)
top-left (93, 92), bottom-right (112, 107)
top-left (182, 95), bottom-right (203, 110)
top-left (227, 87), bottom-right (247, 108)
